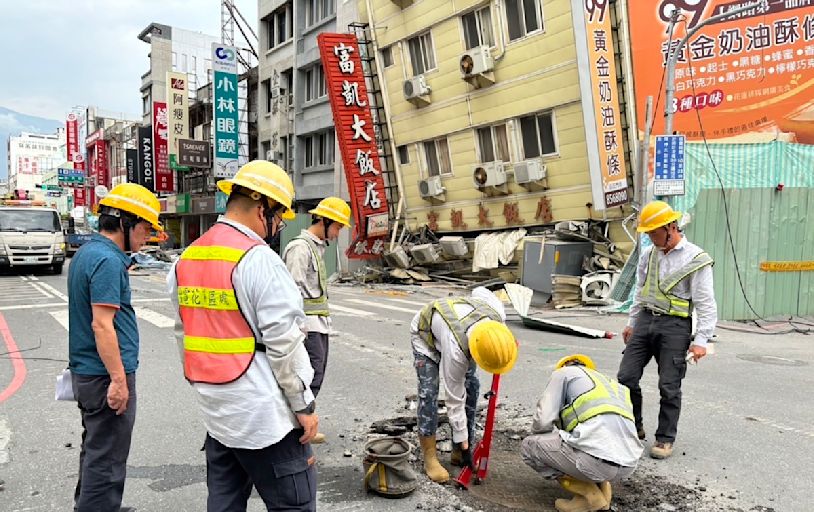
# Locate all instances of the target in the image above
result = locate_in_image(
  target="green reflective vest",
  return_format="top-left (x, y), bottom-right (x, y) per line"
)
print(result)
top-left (416, 297), bottom-right (503, 353)
top-left (640, 247), bottom-right (713, 318)
top-left (290, 235), bottom-right (329, 317)
top-left (559, 367), bottom-right (635, 432)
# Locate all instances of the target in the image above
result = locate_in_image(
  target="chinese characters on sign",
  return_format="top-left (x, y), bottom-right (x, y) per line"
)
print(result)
top-left (153, 101), bottom-right (173, 192)
top-left (654, 135), bottom-right (686, 196)
top-left (66, 113), bottom-right (79, 163)
top-left (166, 72), bottom-right (190, 172)
top-left (318, 33), bottom-right (390, 259)
top-left (571, 0), bottom-right (629, 210)
top-left (631, 1), bottom-right (814, 144)
top-left (212, 43), bottom-right (239, 178)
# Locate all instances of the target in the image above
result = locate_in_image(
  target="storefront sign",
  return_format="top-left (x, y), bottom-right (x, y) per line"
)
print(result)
top-left (571, 0), bottom-right (629, 210)
top-left (95, 139), bottom-right (108, 189)
top-left (212, 43), bottom-right (239, 178)
top-left (629, 1), bottom-right (814, 145)
top-left (125, 149), bottom-right (138, 184)
top-left (153, 101), bottom-right (174, 192)
top-left (73, 186), bottom-right (86, 207)
top-left (178, 139), bottom-right (211, 167)
top-left (137, 125), bottom-right (154, 191)
top-left (191, 196), bottom-right (214, 214)
top-left (166, 71), bottom-right (190, 172)
top-left (164, 194), bottom-right (178, 214)
top-left (175, 193), bottom-right (190, 214)
top-left (318, 33), bottom-right (389, 259)
top-left (215, 190), bottom-right (228, 213)
top-left (66, 113), bottom-right (79, 162)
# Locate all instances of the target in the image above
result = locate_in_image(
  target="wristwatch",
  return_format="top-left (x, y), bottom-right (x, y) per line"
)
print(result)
top-left (296, 401), bottom-right (316, 415)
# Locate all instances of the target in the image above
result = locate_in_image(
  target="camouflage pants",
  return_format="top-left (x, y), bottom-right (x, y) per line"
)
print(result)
top-left (413, 351), bottom-right (479, 445)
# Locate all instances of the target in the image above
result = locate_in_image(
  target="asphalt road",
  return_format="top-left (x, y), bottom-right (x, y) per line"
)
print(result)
top-left (0, 263), bottom-right (811, 511)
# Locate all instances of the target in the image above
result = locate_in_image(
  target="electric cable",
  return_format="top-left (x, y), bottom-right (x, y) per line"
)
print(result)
top-left (0, 338), bottom-right (69, 362)
top-left (682, 20), bottom-right (810, 335)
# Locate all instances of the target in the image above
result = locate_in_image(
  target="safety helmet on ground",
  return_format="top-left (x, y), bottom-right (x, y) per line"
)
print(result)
top-left (555, 354), bottom-right (596, 370)
top-left (217, 160), bottom-right (296, 220)
top-left (468, 320), bottom-right (518, 375)
top-left (309, 197), bottom-right (352, 227)
top-left (99, 183), bottom-right (163, 231)
top-left (637, 200), bottom-right (682, 233)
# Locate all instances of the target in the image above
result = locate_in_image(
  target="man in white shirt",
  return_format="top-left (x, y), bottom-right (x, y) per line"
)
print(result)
top-left (522, 354), bottom-right (643, 512)
top-left (618, 200), bottom-right (717, 460)
top-left (409, 287), bottom-right (517, 483)
top-left (168, 161), bottom-right (318, 511)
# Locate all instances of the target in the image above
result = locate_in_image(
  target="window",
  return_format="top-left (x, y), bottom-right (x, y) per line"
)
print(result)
top-left (381, 46), bottom-right (394, 67)
top-left (172, 52), bottom-right (177, 70)
top-left (407, 31), bottom-right (436, 76)
top-left (506, 0), bottom-right (542, 41)
top-left (280, 136), bottom-right (289, 166)
top-left (261, 141), bottom-right (271, 160)
top-left (462, 7), bottom-right (495, 49)
top-left (476, 124), bottom-right (510, 163)
top-left (397, 145), bottom-right (410, 164)
top-left (306, 0), bottom-right (336, 28)
top-left (304, 130), bottom-right (335, 168)
top-left (263, 79), bottom-right (272, 113)
top-left (423, 138), bottom-right (452, 177)
top-left (520, 112), bottom-right (557, 158)
top-left (304, 64), bottom-right (326, 102)
top-left (265, 2), bottom-right (293, 50)
top-left (181, 54), bottom-right (188, 72)
top-left (282, 68), bottom-right (294, 106)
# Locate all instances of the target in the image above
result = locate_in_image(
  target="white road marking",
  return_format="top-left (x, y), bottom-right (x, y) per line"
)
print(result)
top-left (134, 307), bottom-right (176, 328)
top-left (330, 304), bottom-right (374, 316)
top-left (28, 282), bottom-right (53, 299)
top-left (49, 310), bottom-right (70, 331)
top-left (0, 302), bottom-right (67, 311)
top-left (379, 297), bottom-right (426, 307)
top-left (132, 297), bottom-right (171, 303)
top-left (0, 418), bottom-right (11, 464)
top-left (19, 275), bottom-right (29, 282)
top-left (344, 298), bottom-right (416, 314)
top-left (34, 281), bottom-right (68, 302)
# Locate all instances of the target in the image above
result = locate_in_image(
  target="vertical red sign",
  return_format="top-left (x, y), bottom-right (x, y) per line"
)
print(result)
top-left (317, 33), bottom-right (389, 259)
top-left (153, 101), bottom-right (174, 192)
top-left (66, 113), bottom-right (79, 162)
top-left (73, 187), bottom-right (86, 207)
top-left (95, 140), bottom-right (108, 189)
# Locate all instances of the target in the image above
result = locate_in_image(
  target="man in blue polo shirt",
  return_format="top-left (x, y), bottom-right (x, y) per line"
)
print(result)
top-left (68, 183), bottom-right (162, 512)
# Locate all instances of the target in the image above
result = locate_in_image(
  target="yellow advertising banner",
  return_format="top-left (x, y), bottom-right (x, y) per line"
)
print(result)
top-left (760, 261), bottom-right (814, 272)
top-left (571, 0), bottom-right (629, 210)
top-left (166, 71), bottom-right (189, 167)
top-left (628, 0), bottom-right (814, 144)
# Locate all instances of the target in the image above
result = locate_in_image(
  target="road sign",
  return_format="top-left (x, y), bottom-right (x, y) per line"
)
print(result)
top-left (654, 135), bottom-right (686, 196)
top-left (58, 168), bottom-right (85, 184)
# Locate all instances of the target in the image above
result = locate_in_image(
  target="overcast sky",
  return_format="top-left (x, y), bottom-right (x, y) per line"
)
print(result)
top-left (0, 0), bottom-right (257, 121)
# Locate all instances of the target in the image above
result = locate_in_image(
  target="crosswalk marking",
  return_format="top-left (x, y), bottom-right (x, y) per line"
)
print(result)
top-left (49, 310), bottom-right (70, 331)
top-left (33, 281), bottom-right (68, 302)
top-left (134, 307), bottom-right (176, 328)
top-left (330, 304), bottom-right (374, 316)
top-left (344, 298), bottom-right (416, 314)
top-left (379, 297), bottom-right (426, 307)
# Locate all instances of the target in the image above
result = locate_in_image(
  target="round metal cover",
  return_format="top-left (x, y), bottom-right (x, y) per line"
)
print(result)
top-left (737, 354), bottom-right (807, 366)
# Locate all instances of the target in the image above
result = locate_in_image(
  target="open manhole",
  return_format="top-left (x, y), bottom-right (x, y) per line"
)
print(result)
top-left (737, 354), bottom-right (808, 367)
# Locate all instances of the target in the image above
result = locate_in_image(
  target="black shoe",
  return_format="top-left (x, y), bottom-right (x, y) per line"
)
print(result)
top-left (637, 427), bottom-right (646, 440)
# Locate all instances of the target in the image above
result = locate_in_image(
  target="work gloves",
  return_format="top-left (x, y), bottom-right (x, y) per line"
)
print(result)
top-left (456, 443), bottom-right (476, 470)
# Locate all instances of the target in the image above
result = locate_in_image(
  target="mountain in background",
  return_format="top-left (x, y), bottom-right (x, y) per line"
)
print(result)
top-left (0, 106), bottom-right (63, 181)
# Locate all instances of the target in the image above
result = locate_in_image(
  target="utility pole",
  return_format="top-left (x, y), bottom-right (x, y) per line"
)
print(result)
top-left (663, 0), bottom-right (768, 135)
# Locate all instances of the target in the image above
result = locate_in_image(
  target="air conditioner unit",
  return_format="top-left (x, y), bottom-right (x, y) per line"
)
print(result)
top-left (265, 150), bottom-right (274, 161)
top-left (460, 46), bottom-right (494, 78)
top-left (514, 159), bottom-right (547, 185)
top-left (410, 243), bottom-right (441, 265)
top-left (472, 161), bottom-right (507, 189)
top-left (418, 175), bottom-right (445, 199)
top-left (403, 75), bottom-right (431, 106)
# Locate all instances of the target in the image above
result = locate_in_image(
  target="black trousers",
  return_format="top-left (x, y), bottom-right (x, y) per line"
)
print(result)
top-left (205, 429), bottom-right (316, 512)
top-left (73, 372), bottom-right (137, 512)
top-left (304, 331), bottom-right (329, 398)
top-left (617, 310), bottom-right (691, 443)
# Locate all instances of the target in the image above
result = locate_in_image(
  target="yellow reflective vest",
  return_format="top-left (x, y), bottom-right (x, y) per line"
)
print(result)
top-left (559, 367), bottom-right (635, 432)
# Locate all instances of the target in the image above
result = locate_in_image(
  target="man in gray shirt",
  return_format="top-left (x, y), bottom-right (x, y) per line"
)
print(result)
top-left (521, 354), bottom-right (643, 512)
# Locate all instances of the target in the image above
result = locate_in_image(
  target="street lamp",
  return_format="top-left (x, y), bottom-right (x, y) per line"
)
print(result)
top-left (663, 0), bottom-right (769, 135)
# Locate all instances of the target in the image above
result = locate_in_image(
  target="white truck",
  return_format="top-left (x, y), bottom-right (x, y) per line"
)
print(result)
top-left (0, 200), bottom-right (67, 274)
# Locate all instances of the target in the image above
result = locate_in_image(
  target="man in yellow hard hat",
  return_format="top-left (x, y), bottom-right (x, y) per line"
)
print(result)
top-left (521, 354), bottom-right (643, 512)
top-left (68, 183), bottom-right (161, 511)
top-left (410, 288), bottom-right (518, 483)
top-left (281, 197), bottom-right (351, 444)
top-left (167, 160), bottom-right (318, 511)
top-left (617, 200), bottom-right (717, 460)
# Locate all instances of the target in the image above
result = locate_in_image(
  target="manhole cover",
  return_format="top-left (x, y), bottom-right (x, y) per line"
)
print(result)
top-left (737, 354), bottom-right (808, 366)
top-left (465, 449), bottom-right (560, 510)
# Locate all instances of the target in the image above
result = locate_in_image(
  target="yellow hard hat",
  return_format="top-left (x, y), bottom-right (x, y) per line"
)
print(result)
top-left (637, 200), bottom-right (682, 233)
top-left (99, 183), bottom-right (163, 231)
top-left (468, 320), bottom-right (518, 375)
top-left (309, 196), bottom-right (352, 227)
top-left (217, 160), bottom-right (296, 220)
top-left (555, 354), bottom-right (596, 370)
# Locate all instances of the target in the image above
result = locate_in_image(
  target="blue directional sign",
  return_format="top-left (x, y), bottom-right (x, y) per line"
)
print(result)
top-left (654, 135), bottom-right (686, 196)
top-left (57, 168), bottom-right (85, 184)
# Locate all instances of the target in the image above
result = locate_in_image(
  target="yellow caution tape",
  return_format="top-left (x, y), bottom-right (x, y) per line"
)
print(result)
top-left (759, 261), bottom-right (814, 272)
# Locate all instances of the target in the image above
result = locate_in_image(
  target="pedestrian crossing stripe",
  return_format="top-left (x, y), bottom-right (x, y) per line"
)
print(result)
top-left (344, 298), bottom-right (416, 314)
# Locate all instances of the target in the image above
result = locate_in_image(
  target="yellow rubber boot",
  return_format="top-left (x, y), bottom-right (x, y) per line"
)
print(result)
top-left (554, 476), bottom-right (609, 512)
top-left (419, 436), bottom-right (450, 483)
top-left (599, 481), bottom-right (612, 510)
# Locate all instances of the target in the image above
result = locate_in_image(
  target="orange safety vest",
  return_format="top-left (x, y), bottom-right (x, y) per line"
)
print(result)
top-left (175, 222), bottom-right (263, 384)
